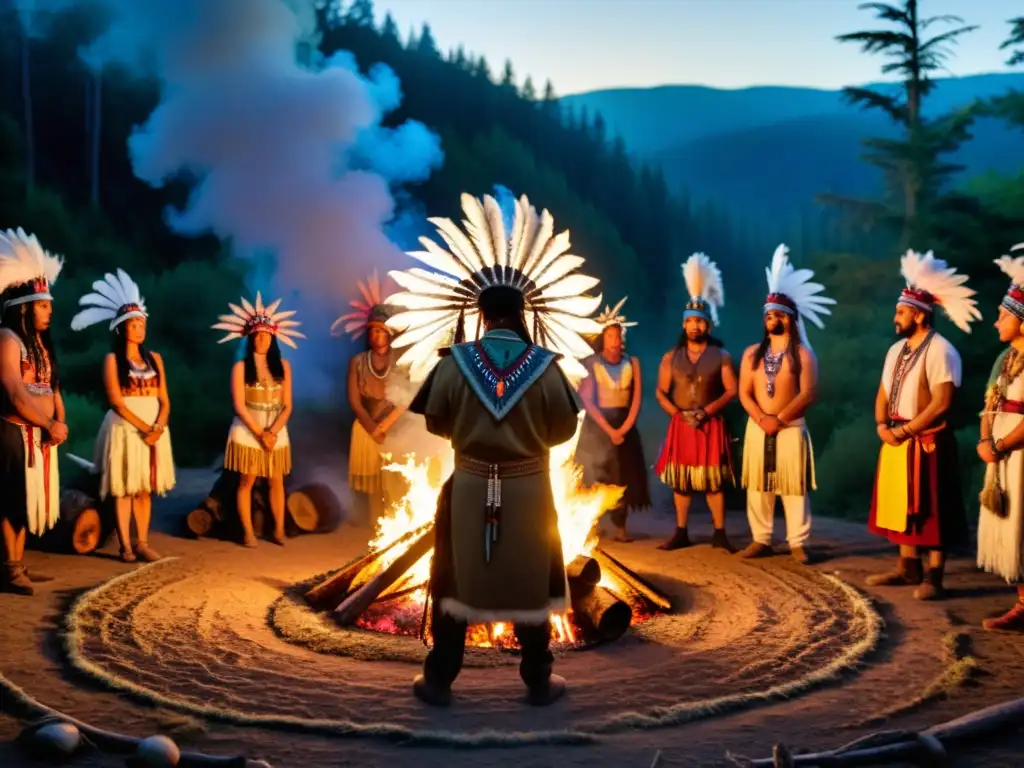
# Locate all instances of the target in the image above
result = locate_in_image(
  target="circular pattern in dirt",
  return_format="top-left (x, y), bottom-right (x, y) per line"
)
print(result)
top-left (62, 546), bottom-right (882, 746)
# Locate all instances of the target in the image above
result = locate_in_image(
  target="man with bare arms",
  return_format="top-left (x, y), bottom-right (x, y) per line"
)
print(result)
top-left (867, 250), bottom-right (978, 600)
top-left (654, 253), bottom-right (737, 551)
top-left (737, 245), bottom-right (834, 564)
top-left (0, 229), bottom-right (68, 595)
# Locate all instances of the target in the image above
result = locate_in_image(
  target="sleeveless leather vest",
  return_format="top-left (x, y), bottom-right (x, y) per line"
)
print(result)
top-left (669, 346), bottom-right (724, 410)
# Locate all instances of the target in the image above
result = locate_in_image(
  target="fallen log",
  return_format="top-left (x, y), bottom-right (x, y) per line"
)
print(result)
top-left (592, 548), bottom-right (671, 610)
top-left (572, 585), bottom-right (632, 642)
top-left (303, 522), bottom-right (432, 610)
top-left (334, 527), bottom-right (435, 626)
top-left (31, 490), bottom-right (103, 555)
top-left (727, 694), bottom-right (1024, 766)
top-left (285, 483), bottom-right (344, 535)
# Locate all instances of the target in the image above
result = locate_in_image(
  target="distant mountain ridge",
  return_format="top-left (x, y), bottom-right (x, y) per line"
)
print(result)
top-left (561, 73), bottom-right (1024, 219)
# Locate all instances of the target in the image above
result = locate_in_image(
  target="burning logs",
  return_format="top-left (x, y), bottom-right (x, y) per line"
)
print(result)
top-left (335, 527), bottom-right (436, 626)
top-left (303, 523), bottom-right (432, 610)
top-left (565, 554), bottom-right (601, 588)
top-left (593, 548), bottom-right (672, 611)
top-left (572, 586), bottom-right (632, 642)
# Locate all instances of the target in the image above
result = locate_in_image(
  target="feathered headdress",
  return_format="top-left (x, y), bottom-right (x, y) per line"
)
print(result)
top-left (0, 228), bottom-right (63, 313)
top-left (898, 249), bottom-right (981, 333)
top-left (211, 292), bottom-right (306, 349)
top-left (994, 243), bottom-right (1024, 320)
top-left (330, 271), bottom-right (399, 340)
top-left (70, 268), bottom-right (148, 332)
top-left (682, 252), bottom-right (724, 325)
top-left (594, 297), bottom-right (638, 336)
top-left (763, 243), bottom-right (835, 346)
top-left (385, 192), bottom-right (604, 381)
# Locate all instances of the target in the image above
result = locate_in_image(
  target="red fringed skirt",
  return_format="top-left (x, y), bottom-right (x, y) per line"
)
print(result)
top-left (655, 413), bottom-right (734, 493)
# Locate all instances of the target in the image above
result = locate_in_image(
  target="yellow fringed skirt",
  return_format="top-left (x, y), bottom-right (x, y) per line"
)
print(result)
top-left (349, 420), bottom-right (382, 493)
top-left (224, 406), bottom-right (291, 479)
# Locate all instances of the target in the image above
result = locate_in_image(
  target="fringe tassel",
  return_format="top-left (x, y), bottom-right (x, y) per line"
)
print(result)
top-left (658, 464), bottom-right (732, 493)
top-left (978, 457), bottom-right (1024, 583)
top-left (742, 419), bottom-right (815, 495)
top-left (224, 442), bottom-right (291, 478)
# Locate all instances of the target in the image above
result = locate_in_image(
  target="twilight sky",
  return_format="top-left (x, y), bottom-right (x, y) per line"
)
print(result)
top-left (376, 0), bottom-right (1020, 95)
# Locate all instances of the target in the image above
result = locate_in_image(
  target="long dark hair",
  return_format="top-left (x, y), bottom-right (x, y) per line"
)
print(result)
top-left (475, 286), bottom-right (532, 344)
top-left (751, 311), bottom-right (803, 381)
top-left (243, 334), bottom-right (285, 384)
top-left (113, 324), bottom-right (158, 390)
top-left (0, 299), bottom-right (60, 389)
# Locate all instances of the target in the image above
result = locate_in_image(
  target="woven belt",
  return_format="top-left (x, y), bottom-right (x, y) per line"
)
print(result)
top-left (455, 454), bottom-right (548, 478)
top-left (455, 454), bottom-right (548, 563)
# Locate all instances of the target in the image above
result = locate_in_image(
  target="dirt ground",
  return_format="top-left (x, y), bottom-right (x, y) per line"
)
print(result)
top-left (2, 468), bottom-right (1024, 767)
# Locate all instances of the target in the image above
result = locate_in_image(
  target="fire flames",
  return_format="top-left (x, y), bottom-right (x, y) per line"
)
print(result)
top-left (353, 415), bottom-right (629, 648)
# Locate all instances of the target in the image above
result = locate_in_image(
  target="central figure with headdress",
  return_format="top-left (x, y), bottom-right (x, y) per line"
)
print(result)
top-left (385, 192), bottom-right (604, 708)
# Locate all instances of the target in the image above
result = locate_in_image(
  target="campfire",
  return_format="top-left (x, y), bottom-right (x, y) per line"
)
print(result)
top-left (305, 420), bottom-right (672, 650)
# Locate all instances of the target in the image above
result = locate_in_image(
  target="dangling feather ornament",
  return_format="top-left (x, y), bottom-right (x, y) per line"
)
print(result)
top-left (0, 228), bottom-right (63, 309)
top-left (385, 192), bottom-right (605, 381)
top-left (682, 252), bottom-right (725, 325)
top-left (899, 249), bottom-right (981, 334)
top-left (211, 291), bottom-right (306, 349)
top-left (71, 268), bottom-right (148, 332)
top-left (764, 243), bottom-right (836, 347)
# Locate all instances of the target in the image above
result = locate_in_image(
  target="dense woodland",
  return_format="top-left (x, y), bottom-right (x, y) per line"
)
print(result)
top-left (0, 0), bottom-right (1022, 518)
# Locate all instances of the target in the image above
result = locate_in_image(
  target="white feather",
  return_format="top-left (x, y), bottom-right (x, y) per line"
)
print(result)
top-left (0, 228), bottom-right (63, 297)
top-left (900, 249), bottom-right (980, 334)
top-left (763, 243), bottom-right (836, 341)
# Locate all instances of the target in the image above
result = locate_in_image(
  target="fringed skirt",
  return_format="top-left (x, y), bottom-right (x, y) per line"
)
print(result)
top-left (94, 397), bottom-right (176, 499)
top-left (741, 418), bottom-right (815, 496)
top-left (0, 418), bottom-right (59, 535)
top-left (349, 420), bottom-right (382, 494)
top-left (867, 427), bottom-right (966, 550)
top-left (576, 407), bottom-right (651, 510)
top-left (656, 413), bottom-right (734, 493)
top-left (224, 406), bottom-right (291, 479)
top-left (978, 412), bottom-right (1024, 582)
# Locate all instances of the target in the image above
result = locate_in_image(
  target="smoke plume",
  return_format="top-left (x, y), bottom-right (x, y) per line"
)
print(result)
top-left (14, 0), bottom-right (444, 402)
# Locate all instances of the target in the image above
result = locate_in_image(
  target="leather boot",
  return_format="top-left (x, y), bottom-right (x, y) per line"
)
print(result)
top-left (658, 527), bottom-right (692, 551)
top-left (738, 542), bottom-right (773, 559)
top-left (983, 598), bottom-right (1024, 632)
top-left (913, 565), bottom-right (946, 600)
top-left (711, 528), bottom-right (736, 553)
top-left (865, 556), bottom-right (923, 587)
top-left (2, 562), bottom-right (34, 596)
top-left (527, 673), bottom-right (566, 706)
top-left (413, 674), bottom-right (452, 707)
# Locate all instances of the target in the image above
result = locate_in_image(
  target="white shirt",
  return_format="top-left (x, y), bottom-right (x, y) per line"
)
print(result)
top-left (880, 332), bottom-right (961, 420)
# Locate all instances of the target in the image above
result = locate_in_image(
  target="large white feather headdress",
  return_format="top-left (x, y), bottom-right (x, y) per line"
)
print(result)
top-left (993, 243), bottom-right (1024, 320)
top-left (70, 268), bottom-right (148, 332)
top-left (898, 249), bottom-right (981, 334)
top-left (682, 252), bottom-right (724, 325)
top-left (594, 297), bottom-right (638, 335)
top-left (330, 271), bottom-right (399, 340)
top-left (0, 228), bottom-right (63, 312)
top-left (763, 243), bottom-right (836, 347)
top-left (385, 192), bottom-right (605, 381)
top-left (211, 291), bottom-right (306, 349)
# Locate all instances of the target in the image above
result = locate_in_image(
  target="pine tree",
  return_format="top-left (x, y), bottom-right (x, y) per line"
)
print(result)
top-left (417, 23), bottom-right (439, 57)
top-left (474, 56), bottom-right (492, 82)
top-left (821, 0), bottom-right (978, 247)
top-left (521, 75), bottom-right (536, 101)
top-left (500, 59), bottom-right (516, 90)
top-left (1002, 17), bottom-right (1024, 65)
top-left (380, 12), bottom-right (399, 41)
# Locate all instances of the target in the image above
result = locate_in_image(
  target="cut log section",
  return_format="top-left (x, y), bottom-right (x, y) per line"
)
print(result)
top-left (572, 585), bottom-right (632, 642)
top-left (334, 527), bottom-right (435, 626)
top-left (185, 470), bottom-right (270, 540)
top-left (565, 555), bottom-right (601, 588)
top-left (31, 490), bottom-right (103, 555)
top-left (285, 483), bottom-right (344, 535)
